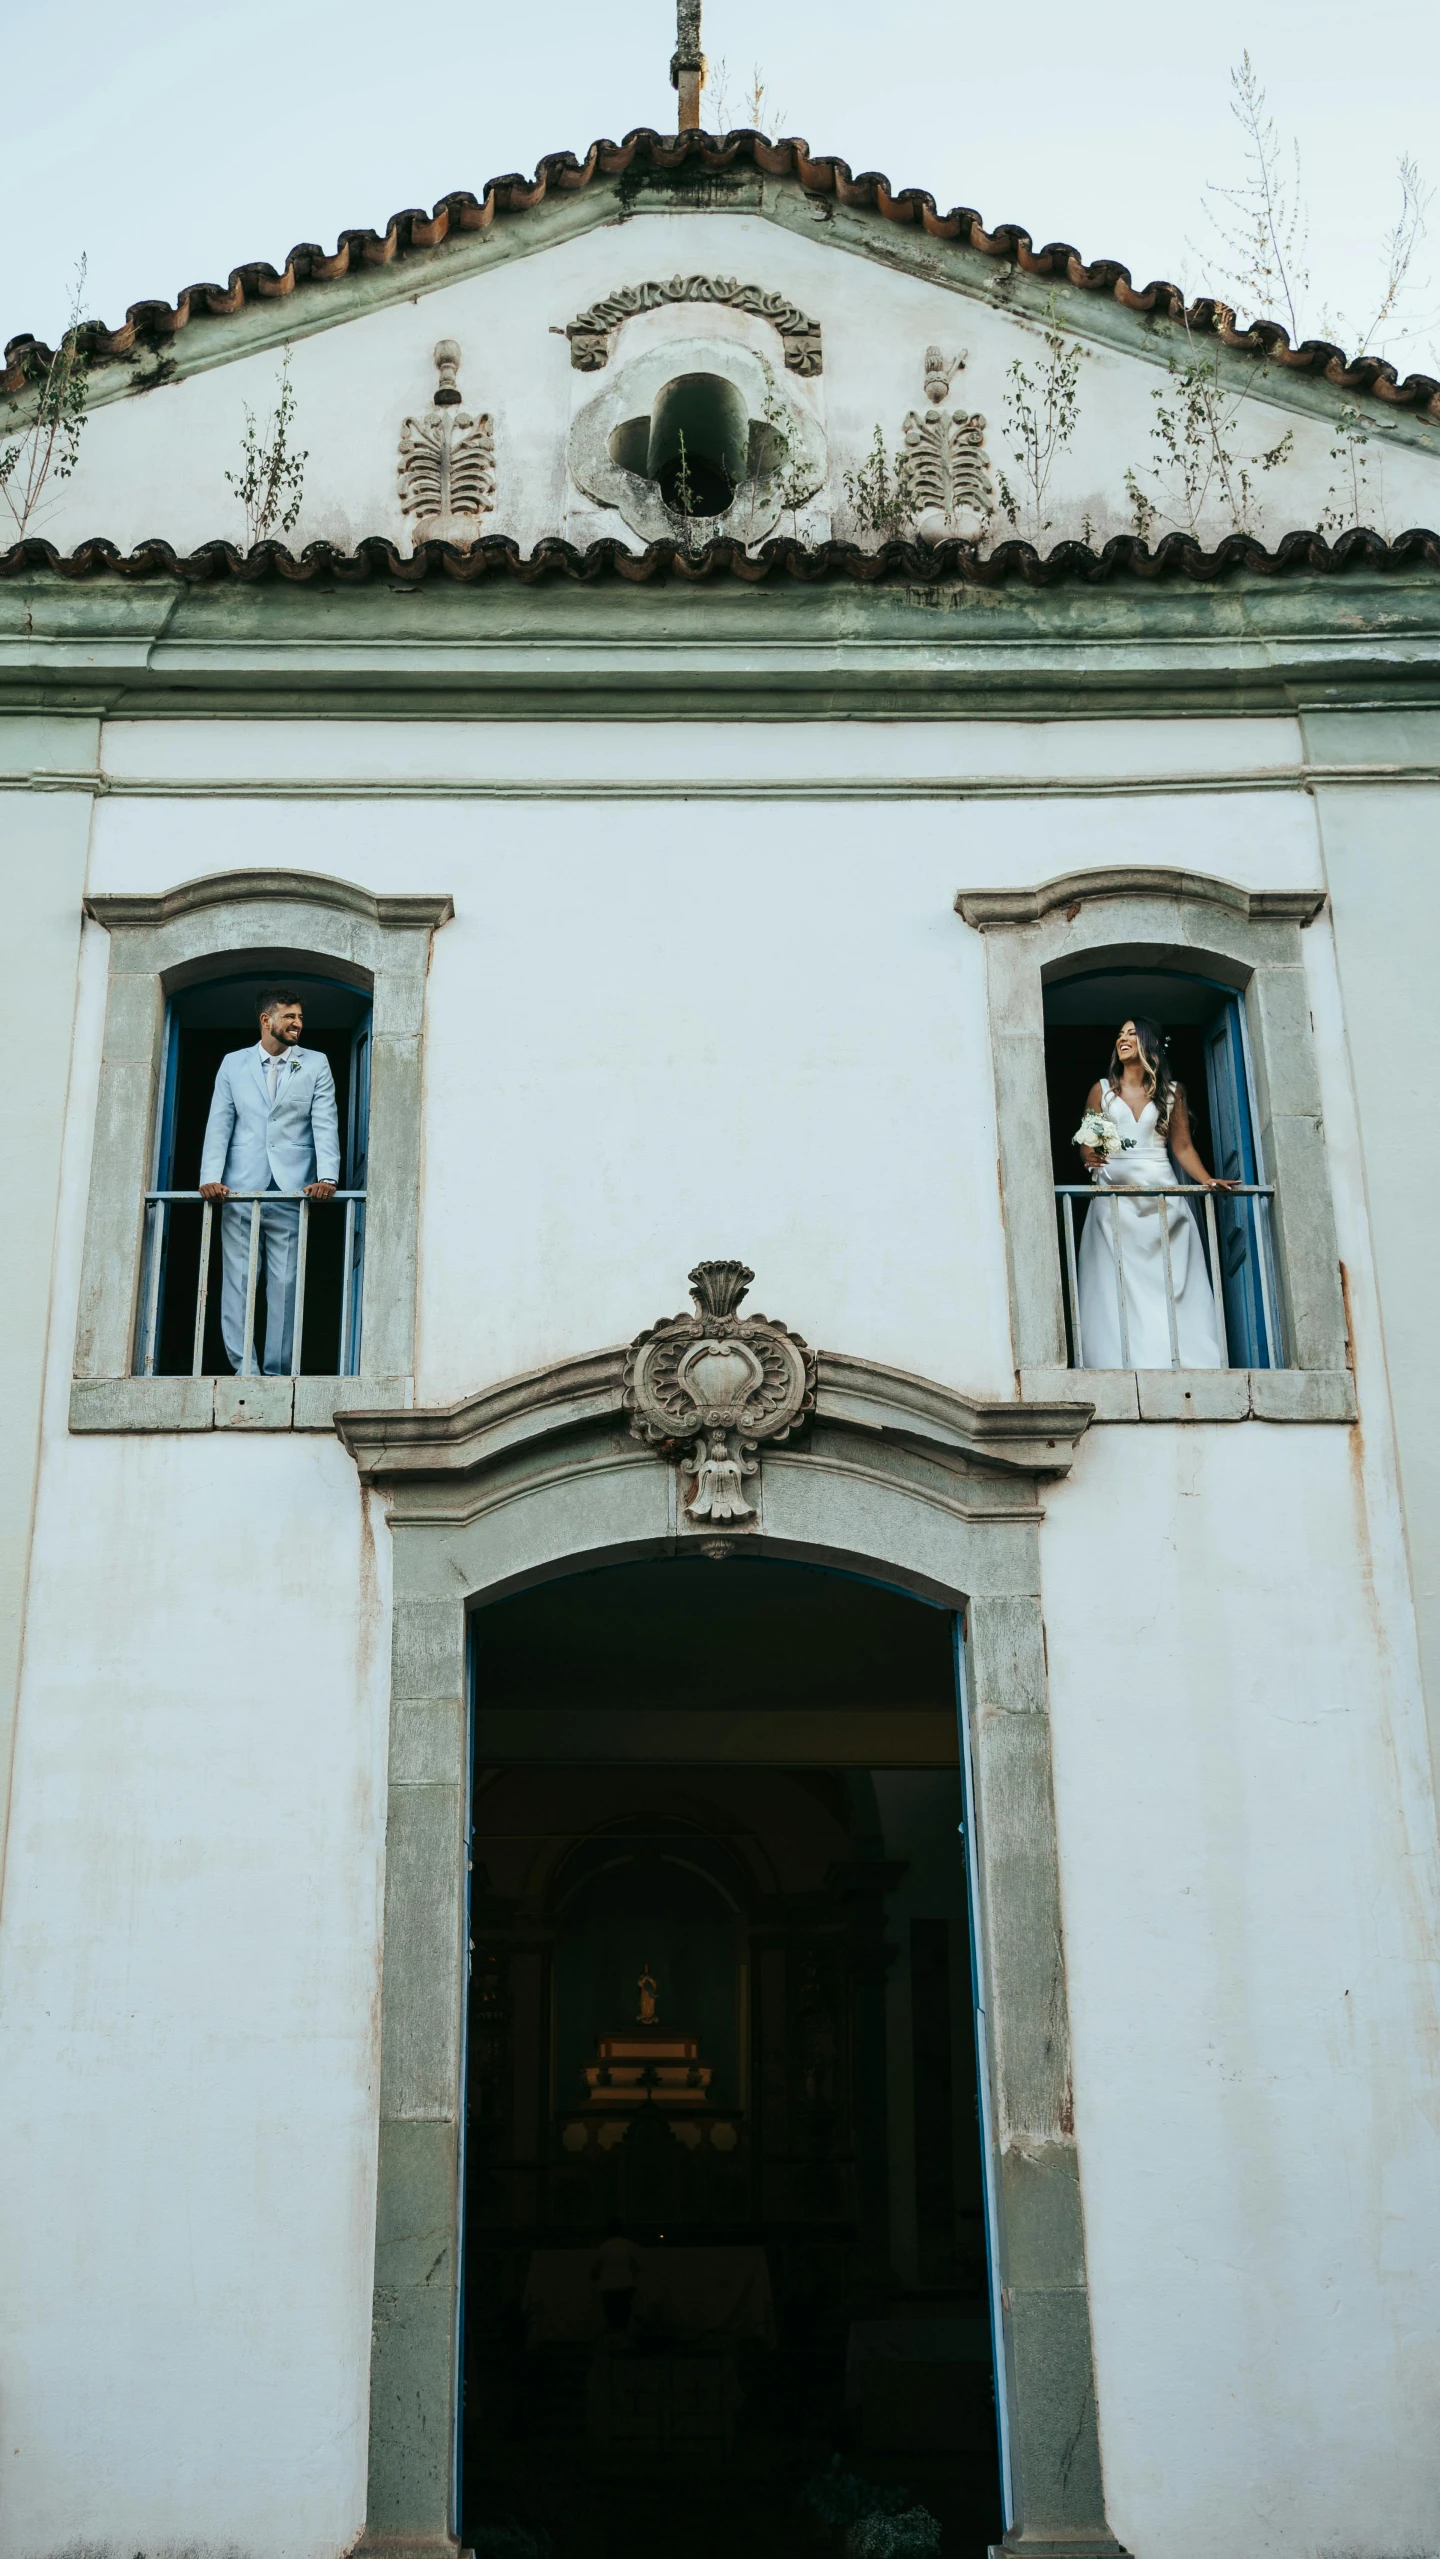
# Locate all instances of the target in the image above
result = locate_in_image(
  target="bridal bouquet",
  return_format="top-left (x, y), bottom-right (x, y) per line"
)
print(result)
top-left (1073, 1109), bottom-right (1134, 1168)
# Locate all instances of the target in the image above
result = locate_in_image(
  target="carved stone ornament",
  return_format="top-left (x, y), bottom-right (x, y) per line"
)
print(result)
top-left (903, 346), bottom-right (995, 543)
top-left (624, 1260), bottom-right (817, 1533)
top-left (566, 278), bottom-right (823, 375)
top-left (398, 340), bottom-right (496, 548)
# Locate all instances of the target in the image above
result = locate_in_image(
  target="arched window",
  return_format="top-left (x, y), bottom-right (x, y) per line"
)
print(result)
top-left (958, 867), bottom-right (1351, 1414)
top-left (74, 871), bottom-right (450, 1434)
top-left (140, 968), bottom-right (371, 1379)
top-left (1044, 964), bottom-right (1281, 1370)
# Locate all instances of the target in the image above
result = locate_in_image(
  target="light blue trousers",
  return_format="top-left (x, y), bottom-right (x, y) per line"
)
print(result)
top-left (219, 1195), bottom-right (300, 1375)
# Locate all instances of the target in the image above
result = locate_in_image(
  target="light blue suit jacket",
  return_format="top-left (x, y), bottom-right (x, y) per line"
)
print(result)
top-left (199, 1044), bottom-right (342, 1192)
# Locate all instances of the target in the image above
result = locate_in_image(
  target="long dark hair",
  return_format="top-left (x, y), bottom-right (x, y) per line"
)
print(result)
top-left (1108, 1016), bottom-right (1182, 1133)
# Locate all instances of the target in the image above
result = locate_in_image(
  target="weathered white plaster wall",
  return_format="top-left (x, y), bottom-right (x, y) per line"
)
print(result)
top-left (1042, 1421), bottom-right (1440, 2558)
top-left (85, 715), bottom-right (1324, 1404)
top-left (1305, 727), bottom-right (1440, 1794)
top-left (97, 711), bottom-right (1315, 796)
top-left (0, 728), bottom-right (95, 1918)
top-left (18, 210), bottom-right (1440, 556)
top-left (3, 708), bottom-right (1437, 2559)
top-left (0, 913), bottom-right (390, 2551)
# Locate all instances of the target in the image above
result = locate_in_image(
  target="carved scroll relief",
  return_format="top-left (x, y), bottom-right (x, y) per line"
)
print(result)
top-left (398, 340), bottom-right (496, 548)
top-left (566, 277), bottom-right (823, 374)
top-left (904, 344), bottom-right (995, 543)
top-left (624, 1260), bottom-right (817, 1541)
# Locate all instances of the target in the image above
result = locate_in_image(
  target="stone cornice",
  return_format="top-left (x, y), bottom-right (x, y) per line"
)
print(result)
top-left (956, 868), bottom-right (1327, 928)
top-left (85, 870), bottom-right (455, 930)
top-left (335, 1344), bottom-right (1093, 1487)
top-left (812, 1352), bottom-right (1091, 1471)
top-left (5, 565), bottom-right (1439, 722)
top-left (338, 1347), bottom-right (628, 1484)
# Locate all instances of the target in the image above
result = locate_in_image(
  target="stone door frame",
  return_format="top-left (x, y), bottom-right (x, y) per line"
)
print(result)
top-left (339, 1343), bottom-right (1129, 2559)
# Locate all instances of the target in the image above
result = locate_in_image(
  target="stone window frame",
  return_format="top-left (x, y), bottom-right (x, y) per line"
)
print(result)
top-left (70, 869), bottom-right (453, 1434)
top-left (957, 866), bottom-right (1355, 1425)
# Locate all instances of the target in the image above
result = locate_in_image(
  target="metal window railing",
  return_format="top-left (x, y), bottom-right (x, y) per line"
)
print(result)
top-left (137, 1190), bottom-right (367, 1379)
top-left (1055, 1182), bottom-right (1280, 1372)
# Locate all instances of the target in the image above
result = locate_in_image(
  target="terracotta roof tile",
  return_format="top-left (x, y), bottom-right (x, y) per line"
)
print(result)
top-left (3, 128), bottom-right (1437, 420)
top-left (3, 526), bottom-right (1438, 587)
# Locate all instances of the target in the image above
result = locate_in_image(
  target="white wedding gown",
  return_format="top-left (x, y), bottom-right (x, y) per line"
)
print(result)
top-left (1074, 1080), bottom-right (1223, 1368)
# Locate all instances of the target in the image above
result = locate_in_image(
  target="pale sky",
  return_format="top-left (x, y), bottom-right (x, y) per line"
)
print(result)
top-left (3, 0), bottom-right (1437, 371)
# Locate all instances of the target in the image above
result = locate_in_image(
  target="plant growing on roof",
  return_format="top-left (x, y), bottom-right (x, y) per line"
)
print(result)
top-left (843, 425), bottom-right (917, 541)
top-left (1194, 52), bottom-right (1311, 342)
top-left (0, 259), bottom-right (91, 541)
top-left (706, 58), bottom-right (786, 133)
top-left (1194, 53), bottom-right (1435, 367)
top-left (1123, 319), bottom-right (1293, 542)
top-left (1317, 403), bottom-right (1393, 539)
top-left (225, 349), bottom-right (308, 548)
top-left (751, 359), bottom-right (823, 542)
top-left (670, 428), bottom-right (700, 533)
top-left (993, 303), bottom-right (1085, 546)
top-left (1338, 156), bottom-right (1435, 363)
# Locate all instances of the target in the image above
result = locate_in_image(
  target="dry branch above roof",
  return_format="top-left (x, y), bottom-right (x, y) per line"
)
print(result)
top-left (3, 128), bottom-right (1438, 421)
top-left (3, 526), bottom-right (1438, 588)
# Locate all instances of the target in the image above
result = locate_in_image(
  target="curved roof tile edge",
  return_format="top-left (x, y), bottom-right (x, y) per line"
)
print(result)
top-left (3, 127), bottom-right (1438, 421)
top-left (3, 525), bottom-right (1438, 587)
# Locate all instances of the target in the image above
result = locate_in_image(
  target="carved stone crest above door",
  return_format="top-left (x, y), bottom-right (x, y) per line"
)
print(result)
top-left (624, 1260), bottom-right (816, 1535)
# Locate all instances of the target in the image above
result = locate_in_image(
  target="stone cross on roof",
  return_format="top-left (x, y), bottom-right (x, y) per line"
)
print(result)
top-left (671, 0), bottom-right (706, 130)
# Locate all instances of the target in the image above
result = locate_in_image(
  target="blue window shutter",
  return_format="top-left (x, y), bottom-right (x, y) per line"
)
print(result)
top-left (1204, 998), bottom-right (1277, 1367)
top-left (347, 1016), bottom-right (372, 1190)
top-left (343, 1014), bottom-right (372, 1376)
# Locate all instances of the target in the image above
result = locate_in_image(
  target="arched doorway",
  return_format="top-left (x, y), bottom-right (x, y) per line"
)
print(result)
top-left (461, 1556), bottom-right (1000, 2556)
top-left (339, 1333), bottom-right (1126, 2559)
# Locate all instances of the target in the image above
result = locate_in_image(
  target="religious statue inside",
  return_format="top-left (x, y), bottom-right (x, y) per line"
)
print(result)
top-left (461, 1555), bottom-right (1003, 2557)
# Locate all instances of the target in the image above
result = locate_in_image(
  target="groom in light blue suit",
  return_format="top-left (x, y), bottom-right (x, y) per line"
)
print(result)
top-left (199, 988), bottom-right (341, 1375)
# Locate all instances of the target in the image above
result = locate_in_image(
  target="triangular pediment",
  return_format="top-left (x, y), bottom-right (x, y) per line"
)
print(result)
top-left (4, 131), bottom-right (1439, 564)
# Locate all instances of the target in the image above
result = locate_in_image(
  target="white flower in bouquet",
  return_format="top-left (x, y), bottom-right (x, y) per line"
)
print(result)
top-left (1073, 1108), bottom-right (1136, 1172)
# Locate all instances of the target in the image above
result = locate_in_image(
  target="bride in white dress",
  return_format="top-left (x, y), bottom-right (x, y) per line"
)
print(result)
top-left (1074, 1017), bottom-right (1229, 1368)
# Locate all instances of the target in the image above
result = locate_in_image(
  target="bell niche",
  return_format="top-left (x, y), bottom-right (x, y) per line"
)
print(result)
top-left (568, 336), bottom-right (828, 547)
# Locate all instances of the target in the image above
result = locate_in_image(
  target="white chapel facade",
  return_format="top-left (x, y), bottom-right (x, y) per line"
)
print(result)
top-left (3, 41), bottom-right (1440, 2559)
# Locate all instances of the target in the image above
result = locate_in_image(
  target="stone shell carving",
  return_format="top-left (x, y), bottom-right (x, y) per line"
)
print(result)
top-left (398, 340), bottom-right (496, 549)
top-left (624, 1260), bottom-right (817, 1533)
top-left (566, 277), bottom-right (823, 375)
top-left (903, 345), bottom-right (995, 543)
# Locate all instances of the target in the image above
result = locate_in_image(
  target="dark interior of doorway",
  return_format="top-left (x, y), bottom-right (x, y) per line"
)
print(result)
top-left (462, 1556), bottom-right (1004, 2559)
